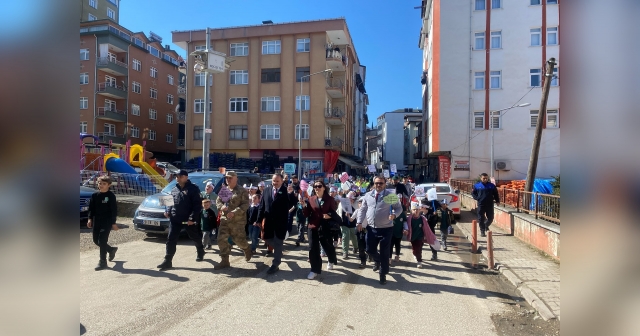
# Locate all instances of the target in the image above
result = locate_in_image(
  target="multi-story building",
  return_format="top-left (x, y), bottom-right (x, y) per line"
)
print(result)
top-left (353, 65), bottom-right (369, 160)
top-left (403, 114), bottom-right (423, 179)
top-left (365, 125), bottom-right (382, 169)
top-left (172, 18), bottom-right (366, 175)
top-left (418, 0), bottom-right (560, 182)
top-left (79, 0), bottom-right (120, 23)
top-left (374, 109), bottom-right (423, 176)
top-left (80, 20), bottom-right (182, 161)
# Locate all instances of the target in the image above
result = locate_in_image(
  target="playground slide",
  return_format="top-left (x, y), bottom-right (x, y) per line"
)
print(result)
top-left (130, 161), bottom-right (168, 187)
top-left (104, 157), bottom-right (158, 194)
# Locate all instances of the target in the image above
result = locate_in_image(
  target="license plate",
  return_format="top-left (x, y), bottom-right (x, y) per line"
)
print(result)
top-left (143, 220), bottom-right (161, 226)
top-left (80, 206), bottom-right (89, 212)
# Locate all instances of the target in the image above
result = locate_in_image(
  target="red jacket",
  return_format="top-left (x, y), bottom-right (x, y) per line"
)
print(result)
top-left (302, 194), bottom-right (337, 230)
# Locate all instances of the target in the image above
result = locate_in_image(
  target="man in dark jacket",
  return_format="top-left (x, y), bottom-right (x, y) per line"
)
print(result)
top-left (157, 170), bottom-right (204, 270)
top-left (255, 173), bottom-right (297, 274)
top-left (471, 173), bottom-right (500, 237)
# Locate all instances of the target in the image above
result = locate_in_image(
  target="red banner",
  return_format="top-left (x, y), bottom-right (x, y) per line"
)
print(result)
top-left (323, 150), bottom-right (339, 173)
top-left (438, 156), bottom-right (451, 183)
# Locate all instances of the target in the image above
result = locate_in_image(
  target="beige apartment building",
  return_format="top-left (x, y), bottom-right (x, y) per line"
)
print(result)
top-left (172, 18), bottom-right (366, 172)
top-left (79, 0), bottom-right (120, 23)
top-left (80, 20), bottom-right (183, 161)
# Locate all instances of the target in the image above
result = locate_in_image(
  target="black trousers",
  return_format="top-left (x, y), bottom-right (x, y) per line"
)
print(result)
top-left (92, 225), bottom-right (113, 261)
top-left (428, 223), bottom-right (438, 258)
top-left (390, 236), bottom-right (402, 256)
top-left (357, 229), bottom-right (368, 263)
top-left (477, 205), bottom-right (494, 231)
top-left (165, 219), bottom-right (204, 258)
top-left (308, 228), bottom-right (337, 274)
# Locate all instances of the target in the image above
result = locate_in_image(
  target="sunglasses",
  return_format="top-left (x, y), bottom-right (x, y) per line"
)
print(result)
top-left (374, 182), bottom-right (384, 185)
top-left (313, 185), bottom-right (323, 189)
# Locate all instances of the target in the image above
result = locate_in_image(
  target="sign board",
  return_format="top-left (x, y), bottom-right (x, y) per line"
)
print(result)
top-left (158, 195), bottom-right (174, 207)
top-left (217, 185), bottom-right (233, 203)
top-left (454, 160), bottom-right (470, 171)
top-left (383, 169), bottom-right (390, 178)
top-left (414, 186), bottom-right (425, 197)
top-left (341, 181), bottom-right (352, 191)
top-left (383, 193), bottom-right (399, 205)
top-left (205, 129), bottom-right (212, 134)
top-left (283, 163), bottom-right (296, 174)
top-left (426, 187), bottom-right (438, 201)
top-left (390, 164), bottom-right (397, 173)
top-left (339, 173), bottom-right (349, 183)
top-left (339, 198), bottom-right (352, 214)
top-left (206, 52), bottom-right (227, 73)
top-left (368, 165), bottom-right (376, 173)
top-left (438, 156), bottom-right (451, 183)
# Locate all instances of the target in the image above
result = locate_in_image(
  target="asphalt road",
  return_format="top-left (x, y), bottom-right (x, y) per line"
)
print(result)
top-left (80, 229), bottom-right (533, 335)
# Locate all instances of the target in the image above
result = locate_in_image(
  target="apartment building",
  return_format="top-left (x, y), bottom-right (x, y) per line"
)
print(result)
top-left (374, 109), bottom-right (423, 175)
top-left (79, 0), bottom-right (120, 23)
top-left (404, 114), bottom-right (423, 179)
top-left (172, 18), bottom-right (366, 173)
top-left (419, 0), bottom-right (560, 181)
top-left (80, 20), bottom-right (182, 161)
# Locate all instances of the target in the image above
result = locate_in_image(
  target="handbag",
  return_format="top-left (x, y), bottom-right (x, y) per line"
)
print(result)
top-left (324, 210), bottom-right (342, 232)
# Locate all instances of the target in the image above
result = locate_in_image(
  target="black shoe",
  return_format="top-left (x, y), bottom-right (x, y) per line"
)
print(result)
top-left (266, 265), bottom-right (279, 274)
top-left (157, 259), bottom-right (172, 270)
top-left (368, 256), bottom-right (373, 262)
top-left (379, 274), bottom-right (387, 285)
top-left (196, 253), bottom-right (205, 262)
top-left (295, 241), bottom-right (300, 247)
top-left (372, 262), bottom-right (380, 273)
top-left (480, 231), bottom-right (486, 237)
top-left (431, 255), bottom-right (438, 261)
top-left (95, 260), bottom-right (107, 271)
top-left (359, 262), bottom-right (366, 269)
top-left (108, 247), bottom-right (118, 261)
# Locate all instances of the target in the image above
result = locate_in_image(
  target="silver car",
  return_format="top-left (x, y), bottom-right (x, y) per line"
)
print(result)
top-left (410, 183), bottom-right (461, 219)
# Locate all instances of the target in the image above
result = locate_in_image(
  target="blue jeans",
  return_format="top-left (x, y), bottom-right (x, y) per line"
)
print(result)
top-left (287, 211), bottom-right (294, 234)
top-left (366, 226), bottom-right (393, 275)
top-left (248, 224), bottom-right (261, 251)
top-left (296, 215), bottom-right (307, 242)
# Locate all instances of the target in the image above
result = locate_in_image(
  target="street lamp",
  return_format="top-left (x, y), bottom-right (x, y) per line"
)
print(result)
top-left (490, 103), bottom-right (531, 179)
top-left (298, 69), bottom-right (332, 178)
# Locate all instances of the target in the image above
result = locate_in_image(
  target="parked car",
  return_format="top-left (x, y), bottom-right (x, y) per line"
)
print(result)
top-left (410, 183), bottom-right (461, 219)
top-left (213, 172), bottom-right (263, 192)
top-left (80, 186), bottom-right (95, 225)
top-left (133, 171), bottom-right (224, 235)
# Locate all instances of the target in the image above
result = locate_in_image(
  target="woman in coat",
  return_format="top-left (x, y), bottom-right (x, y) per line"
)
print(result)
top-left (302, 180), bottom-right (338, 280)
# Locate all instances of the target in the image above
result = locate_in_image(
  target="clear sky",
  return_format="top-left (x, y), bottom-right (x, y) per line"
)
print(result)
top-left (119, 0), bottom-right (423, 124)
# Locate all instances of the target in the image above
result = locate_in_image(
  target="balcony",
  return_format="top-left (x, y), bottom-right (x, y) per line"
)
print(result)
top-left (177, 139), bottom-right (185, 148)
top-left (326, 78), bottom-right (345, 98)
top-left (97, 107), bottom-right (127, 123)
top-left (177, 85), bottom-right (186, 97)
top-left (97, 57), bottom-right (128, 76)
top-left (325, 47), bottom-right (347, 71)
top-left (97, 82), bottom-right (127, 99)
top-left (324, 107), bottom-right (345, 125)
top-left (97, 132), bottom-right (125, 144)
top-left (177, 112), bottom-right (186, 123)
top-left (324, 137), bottom-right (344, 150)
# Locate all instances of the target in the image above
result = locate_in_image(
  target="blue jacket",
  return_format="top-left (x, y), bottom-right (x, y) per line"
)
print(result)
top-left (471, 182), bottom-right (500, 207)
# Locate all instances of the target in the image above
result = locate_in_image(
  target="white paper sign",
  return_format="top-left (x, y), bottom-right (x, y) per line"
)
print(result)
top-left (390, 164), bottom-right (397, 173)
top-left (339, 198), bottom-right (352, 214)
top-left (426, 187), bottom-right (438, 201)
top-left (341, 181), bottom-right (352, 191)
top-left (414, 186), bottom-right (425, 197)
top-left (368, 165), bottom-right (376, 173)
top-left (158, 195), bottom-right (174, 207)
top-left (383, 169), bottom-right (390, 178)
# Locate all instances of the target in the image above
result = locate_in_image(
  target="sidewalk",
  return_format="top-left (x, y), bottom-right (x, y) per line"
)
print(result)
top-left (456, 211), bottom-right (560, 321)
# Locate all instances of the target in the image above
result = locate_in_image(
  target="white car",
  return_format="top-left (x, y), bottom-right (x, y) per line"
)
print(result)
top-left (410, 183), bottom-right (461, 219)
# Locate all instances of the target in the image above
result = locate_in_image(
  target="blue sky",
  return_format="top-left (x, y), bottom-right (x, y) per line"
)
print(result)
top-left (120, 0), bottom-right (423, 124)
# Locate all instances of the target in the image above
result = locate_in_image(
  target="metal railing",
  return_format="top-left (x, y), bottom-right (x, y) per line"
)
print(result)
top-left (97, 132), bottom-right (125, 142)
top-left (97, 107), bottom-right (127, 116)
top-left (176, 112), bottom-right (186, 121)
top-left (324, 137), bottom-right (344, 147)
top-left (324, 107), bottom-right (345, 118)
top-left (177, 85), bottom-right (186, 95)
top-left (97, 82), bottom-right (126, 92)
top-left (326, 78), bottom-right (345, 90)
top-left (81, 170), bottom-right (162, 196)
top-left (176, 139), bottom-right (185, 147)
top-left (97, 57), bottom-right (128, 69)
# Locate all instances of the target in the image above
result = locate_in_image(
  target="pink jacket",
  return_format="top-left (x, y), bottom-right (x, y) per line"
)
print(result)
top-left (406, 215), bottom-right (437, 245)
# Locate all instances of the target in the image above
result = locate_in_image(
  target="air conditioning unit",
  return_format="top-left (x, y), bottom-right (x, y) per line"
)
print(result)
top-left (495, 160), bottom-right (510, 171)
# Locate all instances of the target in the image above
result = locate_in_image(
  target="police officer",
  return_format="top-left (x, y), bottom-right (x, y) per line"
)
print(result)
top-left (157, 170), bottom-right (205, 270)
top-left (471, 173), bottom-right (500, 237)
top-left (214, 171), bottom-right (252, 270)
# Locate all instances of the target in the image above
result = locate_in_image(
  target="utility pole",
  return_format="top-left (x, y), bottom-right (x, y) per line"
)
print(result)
top-left (525, 57), bottom-right (556, 192)
top-left (202, 27), bottom-right (211, 170)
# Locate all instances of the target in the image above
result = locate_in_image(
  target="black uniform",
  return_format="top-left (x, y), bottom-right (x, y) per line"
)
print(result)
top-left (165, 180), bottom-right (204, 259)
top-left (88, 190), bottom-right (117, 262)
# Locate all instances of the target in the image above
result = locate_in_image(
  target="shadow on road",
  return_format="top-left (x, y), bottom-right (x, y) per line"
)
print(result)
top-left (109, 261), bottom-right (190, 282)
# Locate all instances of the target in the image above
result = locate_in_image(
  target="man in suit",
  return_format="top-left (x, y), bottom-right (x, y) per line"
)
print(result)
top-left (255, 173), bottom-right (297, 274)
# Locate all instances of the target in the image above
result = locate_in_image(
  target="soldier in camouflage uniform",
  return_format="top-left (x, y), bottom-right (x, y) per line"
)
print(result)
top-left (215, 171), bottom-right (252, 269)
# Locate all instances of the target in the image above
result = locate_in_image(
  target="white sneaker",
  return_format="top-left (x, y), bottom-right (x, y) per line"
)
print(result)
top-left (307, 271), bottom-right (318, 280)
top-left (417, 263), bottom-right (423, 268)
top-left (327, 262), bottom-right (334, 270)
top-left (413, 255), bottom-right (418, 262)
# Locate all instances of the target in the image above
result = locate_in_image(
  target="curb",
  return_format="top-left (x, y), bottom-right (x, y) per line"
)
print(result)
top-left (456, 221), bottom-right (557, 321)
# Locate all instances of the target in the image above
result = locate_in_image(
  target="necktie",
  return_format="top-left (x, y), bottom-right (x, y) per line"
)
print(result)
top-left (273, 187), bottom-right (277, 199)
top-left (375, 192), bottom-right (379, 202)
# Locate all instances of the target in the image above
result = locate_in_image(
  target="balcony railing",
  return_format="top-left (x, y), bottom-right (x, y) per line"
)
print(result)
top-left (97, 82), bottom-right (126, 92)
top-left (97, 132), bottom-right (125, 144)
top-left (177, 112), bottom-right (186, 121)
top-left (177, 139), bottom-right (185, 147)
top-left (97, 107), bottom-right (127, 116)
top-left (324, 137), bottom-right (344, 147)
top-left (97, 57), bottom-right (128, 69)
top-left (325, 47), bottom-right (348, 66)
top-left (177, 85), bottom-right (186, 95)
top-left (326, 78), bottom-right (344, 90)
top-left (324, 107), bottom-right (345, 118)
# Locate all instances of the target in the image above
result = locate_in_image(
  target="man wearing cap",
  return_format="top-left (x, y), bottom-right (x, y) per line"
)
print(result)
top-left (214, 171), bottom-right (252, 270)
top-left (157, 170), bottom-right (205, 270)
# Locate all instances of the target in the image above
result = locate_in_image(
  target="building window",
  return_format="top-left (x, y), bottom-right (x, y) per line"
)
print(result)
top-left (295, 95), bottom-right (310, 111)
top-left (261, 68), bottom-right (281, 83)
top-left (260, 124), bottom-right (280, 140)
top-left (149, 109), bottom-right (157, 120)
top-left (491, 0), bottom-right (501, 9)
top-left (131, 104), bottom-right (140, 116)
top-left (530, 28), bottom-right (542, 46)
top-left (547, 109), bottom-right (559, 127)
top-left (166, 133), bottom-right (173, 143)
top-left (104, 99), bottom-right (116, 111)
top-left (551, 68), bottom-right (559, 86)
top-left (296, 67), bottom-right (310, 82)
top-left (230, 70), bottom-right (248, 85)
top-left (132, 59), bottom-right (141, 71)
top-left (295, 124), bottom-right (310, 140)
top-left (80, 49), bottom-right (89, 60)
top-left (194, 99), bottom-right (211, 113)
top-left (297, 38), bottom-right (310, 52)
top-left (131, 127), bottom-right (139, 138)
top-left (262, 40), bottom-right (281, 54)
top-left (530, 0), bottom-right (540, 4)
top-left (132, 81), bottom-right (141, 94)
top-left (80, 97), bottom-right (88, 109)
top-left (473, 112), bottom-right (485, 129)
top-left (166, 113), bottom-right (173, 124)
top-left (547, 0), bottom-right (558, 4)
top-left (490, 70), bottom-right (501, 89)
top-left (88, 14), bottom-right (97, 21)
top-left (474, 32), bottom-right (485, 50)
top-left (150, 88), bottom-right (157, 99)
top-left (148, 130), bottom-right (156, 141)
top-left (491, 31), bottom-right (502, 49)
top-left (547, 27), bottom-right (558, 45)
top-left (530, 69), bottom-right (542, 87)
top-left (475, 0), bottom-right (485, 10)
top-left (168, 75), bottom-right (174, 85)
top-left (107, 0), bottom-right (118, 6)
top-left (89, 0), bottom-right (97, 9)
top-left (474, 72), bottom-right (485, 89)
top-left (230, 42), bottom-right (249, 56)
top-left (195, 45), bottom-right (206, 51)
top-left (229, 125), bottom-right (248, 140)
top-left (194, 72), bottom-right (210, 86)
top-left (107, 8), bottom-right (115, 20)
top-left (167, 94), bottom-right (174, 104)
top-left (104, 123), bottom-right (116, 136)
top-left (229, 98), bottom-right (248, 112)
top-left (261, 97), bottom-right (281, 112)
top-left (80, 122), bottom-right (88, 133)
top-left (490, 111), bottom-right (501, 129)
top-left (150, 67), bottom-right (157, 78)
top-left (193, 126), bottom-right (204, 140)
top-left (80, 73), bottom-right (89, 85)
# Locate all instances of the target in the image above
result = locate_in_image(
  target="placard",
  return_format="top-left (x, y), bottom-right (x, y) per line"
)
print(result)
top-left (368, 165), bottom-right (376, 173)
top-left (284, 163), bottom-right (296, 174)
top-left (426, 187), bottom-right (438, 201)
top-left (390, 164), bottom-right (397, 173)
top-left (414, 186), bottom-right (425, 197)
top-left (383, 169), bottom-right (390, 178)
top-left (383, 193), bottom-right (399, 205)
top-left (339, 198), bottom-right (352, 214)
top-left (217, 185), bottom-right (233, 203)
top-left (339, 172), bottom-right (349, 183)
top-left (158, 195), bottom-right (174, 207)
top-left (341, 181), bottom-right (352, 191)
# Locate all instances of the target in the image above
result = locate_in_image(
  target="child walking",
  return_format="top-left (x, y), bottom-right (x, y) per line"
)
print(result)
top-left (406, 202), bottom-right (431, 268)
top-left (201, 199), bottom-right (217, 250)
top-left (351, 198), bottom-right (368, 268)
top-left (247, 194), bottom-right (261, 254)
top-left (87, 175), bottom-right (119, 271)
top-left (439, 199), bottom-right (456, 251)
top-left (389, 203), bottom-right (408, 264)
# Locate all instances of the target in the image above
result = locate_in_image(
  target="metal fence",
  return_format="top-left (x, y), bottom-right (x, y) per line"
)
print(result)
top-left (81, 170), bottom-right (164, 196)
top-left (450, 179), bottom-right (560, 224)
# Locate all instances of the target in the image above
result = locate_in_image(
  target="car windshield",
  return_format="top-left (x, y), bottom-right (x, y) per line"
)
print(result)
top-left (421, 185), bottom-right (452, 193)
top-left (162, 163), bottom-right (179, 172)
top-left (161, 176), bottom-right (222, 194)
top-left (213, 174), bottom-right (263, 194)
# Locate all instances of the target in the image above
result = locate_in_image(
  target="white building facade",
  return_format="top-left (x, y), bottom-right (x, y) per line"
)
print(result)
top-left (419, 0), bottom-right (560, 181)
top-left (353, 65), bottom-right (369, 160)
top-left (376, 109), bottom-right (423, 175)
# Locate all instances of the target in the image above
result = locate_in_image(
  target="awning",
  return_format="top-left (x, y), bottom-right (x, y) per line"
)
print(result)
top-left (338, 156), bottom-right (364, 169)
